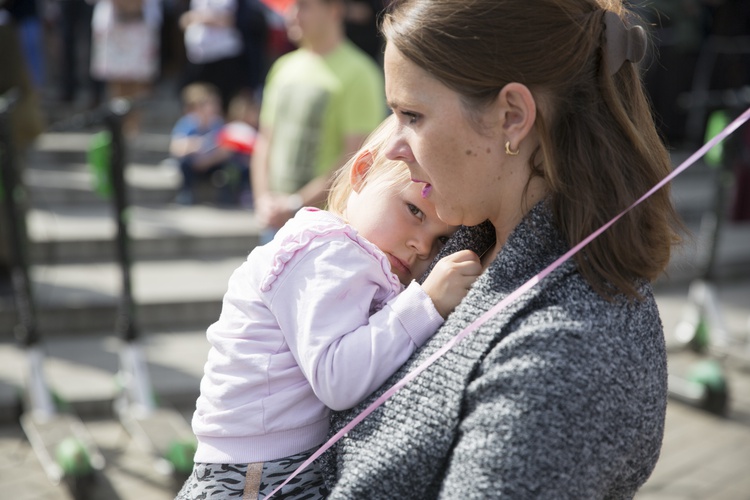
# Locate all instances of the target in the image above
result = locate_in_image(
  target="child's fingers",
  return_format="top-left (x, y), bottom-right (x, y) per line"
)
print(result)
top-left (442, 249), bottom-right (480, 263)
top-left (439, 250), bottom-right (482, 277)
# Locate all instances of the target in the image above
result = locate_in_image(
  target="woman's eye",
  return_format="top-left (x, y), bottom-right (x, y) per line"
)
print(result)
top-left (400, 111), bottom-right (419, 124)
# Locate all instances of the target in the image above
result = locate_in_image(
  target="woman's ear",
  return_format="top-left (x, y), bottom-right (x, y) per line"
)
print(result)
top-left (498, 82), bottom-right (537, 150)
top-left (350, 150), bottom-right (374, 193)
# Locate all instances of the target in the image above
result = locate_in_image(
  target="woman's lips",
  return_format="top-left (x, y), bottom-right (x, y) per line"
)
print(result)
top-left (411, 178), bottom-right (433, 198)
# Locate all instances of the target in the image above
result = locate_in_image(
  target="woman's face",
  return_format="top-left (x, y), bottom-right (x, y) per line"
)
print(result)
top-left (383, 44), bottom-right (531, 231)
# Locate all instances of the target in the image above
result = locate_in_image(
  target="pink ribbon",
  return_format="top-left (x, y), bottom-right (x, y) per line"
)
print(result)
top-left (263, 105), bottom-right (750, 499)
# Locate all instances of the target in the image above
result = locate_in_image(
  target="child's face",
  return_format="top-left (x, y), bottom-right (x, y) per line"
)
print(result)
top-left (345, 175), bottom-right (457, 285)
top-left (195, 97), bottom-right (221, 123)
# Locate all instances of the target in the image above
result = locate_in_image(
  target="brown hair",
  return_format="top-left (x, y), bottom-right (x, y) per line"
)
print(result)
top-left (227, 90), bottom-right (260, 126)
top-left (382, 0), bottom-right (683, 299)
top-left (180, 82), bottom-right (221, 112)
top-left (328, 115), bottom-right (411, 217)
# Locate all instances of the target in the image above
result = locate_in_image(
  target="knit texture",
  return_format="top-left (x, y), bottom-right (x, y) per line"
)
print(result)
top-left (322, 201), bottom-right (667, 499)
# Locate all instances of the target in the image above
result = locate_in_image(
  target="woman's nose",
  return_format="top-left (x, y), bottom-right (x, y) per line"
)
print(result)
top-left (384, 135), bottom-right (414, 163)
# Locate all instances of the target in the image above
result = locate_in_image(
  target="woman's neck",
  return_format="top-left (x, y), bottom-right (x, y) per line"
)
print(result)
top-left (487, 177), bottom-right (549, 268)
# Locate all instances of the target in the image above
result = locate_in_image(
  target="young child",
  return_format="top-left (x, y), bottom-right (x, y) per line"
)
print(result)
top-left (169, 82), bottom-right (232, 205)
top-left (177, 116), bottom-right (482, 499)
top-left (215, 91), bottom-right (260, 206)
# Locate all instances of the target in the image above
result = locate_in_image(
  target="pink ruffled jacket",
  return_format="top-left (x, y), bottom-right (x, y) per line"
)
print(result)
top-left (192, 208), bottom-right (444, 463)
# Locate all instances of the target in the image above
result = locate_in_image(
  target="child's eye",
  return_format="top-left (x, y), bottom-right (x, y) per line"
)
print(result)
top-left (407, 203), bottom-right (424, 218)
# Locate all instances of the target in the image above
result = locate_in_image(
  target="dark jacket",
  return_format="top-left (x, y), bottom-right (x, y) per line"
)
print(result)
top-left (323, 200), bottom-right (667, 499)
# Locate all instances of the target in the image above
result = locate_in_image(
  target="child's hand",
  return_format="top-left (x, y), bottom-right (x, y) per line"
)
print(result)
top-left (421, 250), bottom-right (482, 319)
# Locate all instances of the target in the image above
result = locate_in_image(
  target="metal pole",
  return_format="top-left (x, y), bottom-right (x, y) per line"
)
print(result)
top-left (0, 89), bottom-right (39, 347)
top-left (104, 98), bottom-right (139, 343)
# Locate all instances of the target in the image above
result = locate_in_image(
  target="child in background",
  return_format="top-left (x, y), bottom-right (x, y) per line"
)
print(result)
top-left (169, 82), bottom-right (232, 205)
top-left (176, 116), bottom-right (483, 499)
top-left (216, 91), bottom-right (260, 207)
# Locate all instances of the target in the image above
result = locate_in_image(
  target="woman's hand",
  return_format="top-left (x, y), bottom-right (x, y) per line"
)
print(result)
top-left (421, 249), bottom-right (482, 318)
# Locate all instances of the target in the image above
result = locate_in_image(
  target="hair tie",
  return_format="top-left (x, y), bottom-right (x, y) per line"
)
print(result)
top-left (603, 11), bottom-right (646, 76)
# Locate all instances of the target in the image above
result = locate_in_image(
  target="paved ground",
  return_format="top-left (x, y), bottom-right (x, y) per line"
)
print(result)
top-left (639, 280), bottom-right (750, 500)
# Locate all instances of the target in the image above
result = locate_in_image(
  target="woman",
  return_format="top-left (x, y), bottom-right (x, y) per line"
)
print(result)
top-left (320, 0), bottom-right (683, 498)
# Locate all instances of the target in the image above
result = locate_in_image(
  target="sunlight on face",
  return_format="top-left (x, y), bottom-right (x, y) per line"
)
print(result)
top-left (345, 174), bottom-right (457, 284)
top-left (383, 44), bottom-right (507, 228)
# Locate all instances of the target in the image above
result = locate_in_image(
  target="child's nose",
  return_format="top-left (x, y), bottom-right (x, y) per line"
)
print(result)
top-left (409, 232), bottom-right (433, 259)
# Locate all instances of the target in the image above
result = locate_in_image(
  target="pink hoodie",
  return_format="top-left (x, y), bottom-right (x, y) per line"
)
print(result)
top-left (192, 208), bottom-right (444, 463)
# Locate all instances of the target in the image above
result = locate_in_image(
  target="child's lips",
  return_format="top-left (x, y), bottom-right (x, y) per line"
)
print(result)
top-left (388, 253), bottom-right (410, 276)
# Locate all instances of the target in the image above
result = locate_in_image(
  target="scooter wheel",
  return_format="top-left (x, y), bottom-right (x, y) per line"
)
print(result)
top-left (687, 359), bottom-right (729, 416)
top-left (56, 437), bottom-right (93, 476)
top-left (688, 317), bottom-right (711, 353)
top-left (165, 438), bottom-right (197, 477)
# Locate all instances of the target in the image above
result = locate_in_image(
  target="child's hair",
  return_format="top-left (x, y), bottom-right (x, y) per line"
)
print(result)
top-left (328, 115), bottom-right (411, 217)
top-left (383, 0), bottom-right (684, 299)
top-left (181, 82), bottom-right (221, 112)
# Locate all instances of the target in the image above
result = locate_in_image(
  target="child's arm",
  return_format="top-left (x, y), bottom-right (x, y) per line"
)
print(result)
top-left (265, 240), bottom-right (446, 411)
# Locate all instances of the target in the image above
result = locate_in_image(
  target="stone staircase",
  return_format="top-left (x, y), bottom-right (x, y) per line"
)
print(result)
top-left (0, 91), bottom-right (261, 340)
top-left (4, 111), bottom-right (750, 339)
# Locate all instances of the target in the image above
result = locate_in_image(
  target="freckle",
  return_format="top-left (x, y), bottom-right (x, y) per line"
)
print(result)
top-left (486, 148), bottom-right (491, 154)
top-left (465, 149), bottom-right (472, 156)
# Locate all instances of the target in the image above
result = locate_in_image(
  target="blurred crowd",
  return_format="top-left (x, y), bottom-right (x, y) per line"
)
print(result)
top-left (0, 0), bottom-right (388, 285)
top-left (2, 0), bottom-right (750, 134)
top-left (2, 0), bottom-right (750, 281)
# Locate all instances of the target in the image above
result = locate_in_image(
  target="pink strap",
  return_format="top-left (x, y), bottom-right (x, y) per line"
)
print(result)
top-left (263, 106), bottom-right (750, 499)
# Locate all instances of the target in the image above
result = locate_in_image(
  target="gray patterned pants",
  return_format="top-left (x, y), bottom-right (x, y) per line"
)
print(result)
top-left (176, 448), bottom-right (328, 499)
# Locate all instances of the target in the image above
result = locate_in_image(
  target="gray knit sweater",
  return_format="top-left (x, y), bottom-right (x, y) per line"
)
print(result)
top-left (322, 201), bottom-right (667, 499)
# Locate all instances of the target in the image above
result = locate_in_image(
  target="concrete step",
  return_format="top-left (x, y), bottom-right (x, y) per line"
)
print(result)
top-left (0, 257), bottom-right (245, 336)
top-left (28, 203), bottom-right (261, 263)
top-left (42, 79), bottom-right (183, 134)
top-left (25, 132), bottom-right (178, 206)
top-left (2, 218), bottom-right (746, 337)
top-left (0, 330), bottom-right (207, 424)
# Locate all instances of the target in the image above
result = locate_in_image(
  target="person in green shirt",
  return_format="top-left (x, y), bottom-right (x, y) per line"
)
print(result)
top-left (252, 0), bottom-right (385, 242)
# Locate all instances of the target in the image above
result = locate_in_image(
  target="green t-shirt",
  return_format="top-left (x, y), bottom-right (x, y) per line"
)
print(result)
top-left (260, 40), bottom-right (386, 194)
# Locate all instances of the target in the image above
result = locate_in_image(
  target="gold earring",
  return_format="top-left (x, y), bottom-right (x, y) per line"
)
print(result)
top-left (505, 141), bottom-right (520, 156)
